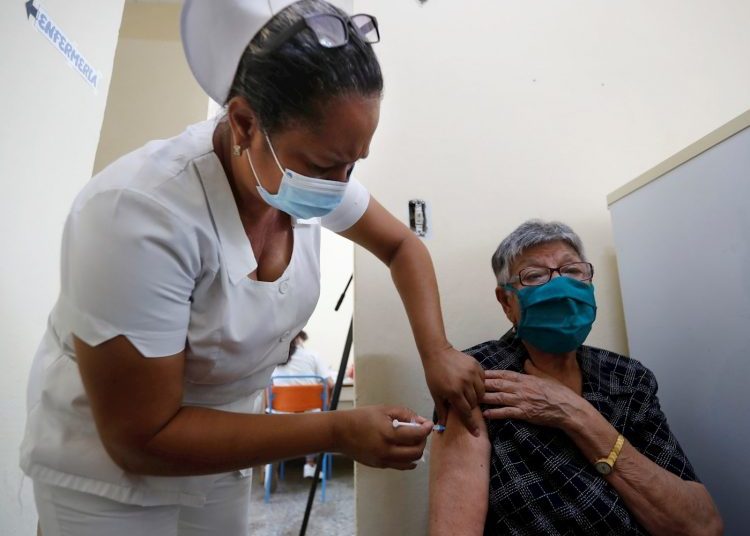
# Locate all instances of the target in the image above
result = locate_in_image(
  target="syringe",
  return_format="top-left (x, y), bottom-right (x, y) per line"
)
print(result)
top-left (392, 419), bottom-right (446, 433)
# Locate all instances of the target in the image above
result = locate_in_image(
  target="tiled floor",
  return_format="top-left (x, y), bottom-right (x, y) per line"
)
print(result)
top-left (248, 457), bottom-right (355, 536)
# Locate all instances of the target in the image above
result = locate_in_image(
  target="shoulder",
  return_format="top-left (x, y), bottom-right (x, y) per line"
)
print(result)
top-left (68, 187), bottom-right (200, 271)
top-left (74, 120), bottom-right (216, 220)
top-left (580, 345), bottom-right (657, 396)
top-left (295, 348), bottom-right (318, 361)
top-left (463, 332), bottom-right (524, 371)
top-left (69, 121), bottom-right (220, 250)
top-left (320, 177), bottom-right (370, 233)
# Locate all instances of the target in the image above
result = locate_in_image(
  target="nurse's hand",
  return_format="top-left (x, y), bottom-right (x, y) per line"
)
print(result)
top-left (423, 347), bottom-right (485, 437)
top-left (335, 406), bottom-right (432, 470)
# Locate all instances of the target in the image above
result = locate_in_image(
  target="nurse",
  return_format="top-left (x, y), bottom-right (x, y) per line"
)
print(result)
top-left (21, 0), bottom-right (484, 534)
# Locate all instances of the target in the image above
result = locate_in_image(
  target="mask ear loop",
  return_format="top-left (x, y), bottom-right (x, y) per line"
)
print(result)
top-left (242, 130), bottom-right (279, 194)
top-left (263, 131), bottom-right (285, 174)
top-left (245, 147), bottom-right (264, 191)
top-left (500, 284), bottom-right (520, 334)
top-left (247, 131), bottom-right (285, 195)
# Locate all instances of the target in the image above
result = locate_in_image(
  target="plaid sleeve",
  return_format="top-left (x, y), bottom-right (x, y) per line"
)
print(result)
top-left (626, 368), bottom-right (700, 482)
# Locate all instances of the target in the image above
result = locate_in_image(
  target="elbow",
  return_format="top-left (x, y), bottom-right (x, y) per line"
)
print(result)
top-left (100, 438), bottom-right (155, 475)
top-left (695, 488), bottom-right (724, 536)
top-left (684, 516), bottom-right (723, 536)
top-left (658, 512), bottom-right (723, 536)
top-left (701, 512), bottom-right (724, 536)
top-left (386, 232), bottom-right (423, 267)
top-left (113, 457), bottom-right (146, 475)
top-left (105, 446), bottom-right (145, 475)
top-left (680, 498), bottom-right (724, 536)
top-left (712, 518), bottom-right (725, 536)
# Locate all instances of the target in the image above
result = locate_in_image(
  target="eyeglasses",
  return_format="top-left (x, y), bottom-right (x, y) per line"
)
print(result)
top-left (509, 262), bottom-right (594, 287)
top-left (260, 13), bottom-right (380, 56)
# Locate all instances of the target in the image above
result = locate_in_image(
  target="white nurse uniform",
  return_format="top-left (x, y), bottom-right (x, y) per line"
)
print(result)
top-left (20, 119), bottom-right (369, 509)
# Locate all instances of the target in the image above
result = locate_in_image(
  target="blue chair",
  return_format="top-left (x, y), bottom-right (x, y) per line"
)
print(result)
top-left (263, 375), bottom-right (333, 503)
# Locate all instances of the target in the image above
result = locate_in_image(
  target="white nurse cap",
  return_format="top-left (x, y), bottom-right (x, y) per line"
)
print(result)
top-left (181, 0), bottom-right (353, 105)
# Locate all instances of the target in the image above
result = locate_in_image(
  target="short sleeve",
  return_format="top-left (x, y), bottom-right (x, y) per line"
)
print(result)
top-left (321, 177), bottom-right (370, 233)
top-left (627, 368), bottom-right (700, 482)
top-left (61, 189), bottom-right (199, 357)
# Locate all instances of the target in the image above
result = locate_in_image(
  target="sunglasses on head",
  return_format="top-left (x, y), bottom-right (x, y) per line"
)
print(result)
top-left (259, 12), bottom-right (380, 55)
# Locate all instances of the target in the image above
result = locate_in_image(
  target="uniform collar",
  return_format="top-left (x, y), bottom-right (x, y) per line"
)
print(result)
top-left (189, 120), bottom-right (322, 283)
top-left (193, 151), bottom-right (258, 285)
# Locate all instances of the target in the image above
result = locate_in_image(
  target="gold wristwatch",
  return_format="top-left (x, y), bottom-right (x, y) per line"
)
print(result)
top-left (594, 434), bottom-right (625, 475)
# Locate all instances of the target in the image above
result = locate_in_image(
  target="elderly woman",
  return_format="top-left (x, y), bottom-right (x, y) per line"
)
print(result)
top-left (428, 220), bottom-right (723, 535)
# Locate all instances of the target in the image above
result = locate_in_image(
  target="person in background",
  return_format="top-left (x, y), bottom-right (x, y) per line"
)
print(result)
top-left (273, 331), bottom-right (335, 391)
top-left (272, 330), bottom-right (335, 478)
top-left (428, 220), bottom-right (723, 536)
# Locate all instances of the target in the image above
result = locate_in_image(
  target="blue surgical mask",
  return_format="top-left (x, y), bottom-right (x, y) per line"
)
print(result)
top-left (504, 276), bottom-right (597, 354)
top-left (246, 132), bottom-right (347, 220)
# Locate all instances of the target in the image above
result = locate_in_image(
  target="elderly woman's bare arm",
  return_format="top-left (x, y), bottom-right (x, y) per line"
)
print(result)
top-left (566, 406), bottom-right (723, 536)
top-left (428, 407), bottom-right (490, 536)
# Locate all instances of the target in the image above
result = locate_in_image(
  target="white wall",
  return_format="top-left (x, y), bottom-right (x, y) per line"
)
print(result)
top-left (303, 230), bottom-right (354, 371)
top-left (351, 0), bottom-right (750, 534)
top-left (94, 2), bottom-right (207, 174)
top-left (0, 1), bottom-right (125, 534)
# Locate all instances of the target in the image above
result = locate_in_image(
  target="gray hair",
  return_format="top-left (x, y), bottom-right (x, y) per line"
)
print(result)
top-left (491, 220), bottom-right (587, 284)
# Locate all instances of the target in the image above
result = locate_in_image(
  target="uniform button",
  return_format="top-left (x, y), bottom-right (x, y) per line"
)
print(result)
top-left (280, 330), bottom-right (291, 342)
top-left (279, 281), bottom-right (289, 294)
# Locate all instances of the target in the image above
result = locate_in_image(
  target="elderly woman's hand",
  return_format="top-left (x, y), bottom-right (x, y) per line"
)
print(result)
top-left (481, 360), bottom-right (588, 429)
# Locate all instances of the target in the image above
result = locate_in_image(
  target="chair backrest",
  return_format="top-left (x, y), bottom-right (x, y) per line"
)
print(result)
top-left (268, 375), bottom-right (327, 413)
top-left (269, 384), bottom-right (324, 412)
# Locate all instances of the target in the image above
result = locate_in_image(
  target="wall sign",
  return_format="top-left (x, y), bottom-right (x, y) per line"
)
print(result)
top-left (25, 0), bottom-right (101, 92)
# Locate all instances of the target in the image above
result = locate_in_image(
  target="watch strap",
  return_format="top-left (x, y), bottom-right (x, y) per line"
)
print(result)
top-left (595, 434), bottom-right (625, 473)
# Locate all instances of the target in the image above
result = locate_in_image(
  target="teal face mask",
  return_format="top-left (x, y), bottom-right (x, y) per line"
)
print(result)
top-left (246, 132), bottom-right (348, 220)
top-left (504, 276), bottom-right (597, 354)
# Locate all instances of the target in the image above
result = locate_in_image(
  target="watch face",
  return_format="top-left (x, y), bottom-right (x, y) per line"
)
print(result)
top-left (595, 461), bottom-right (612, 475)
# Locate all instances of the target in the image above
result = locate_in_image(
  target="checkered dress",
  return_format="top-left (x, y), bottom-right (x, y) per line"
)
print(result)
top-left (467, 332), bottom-right (698, 535)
